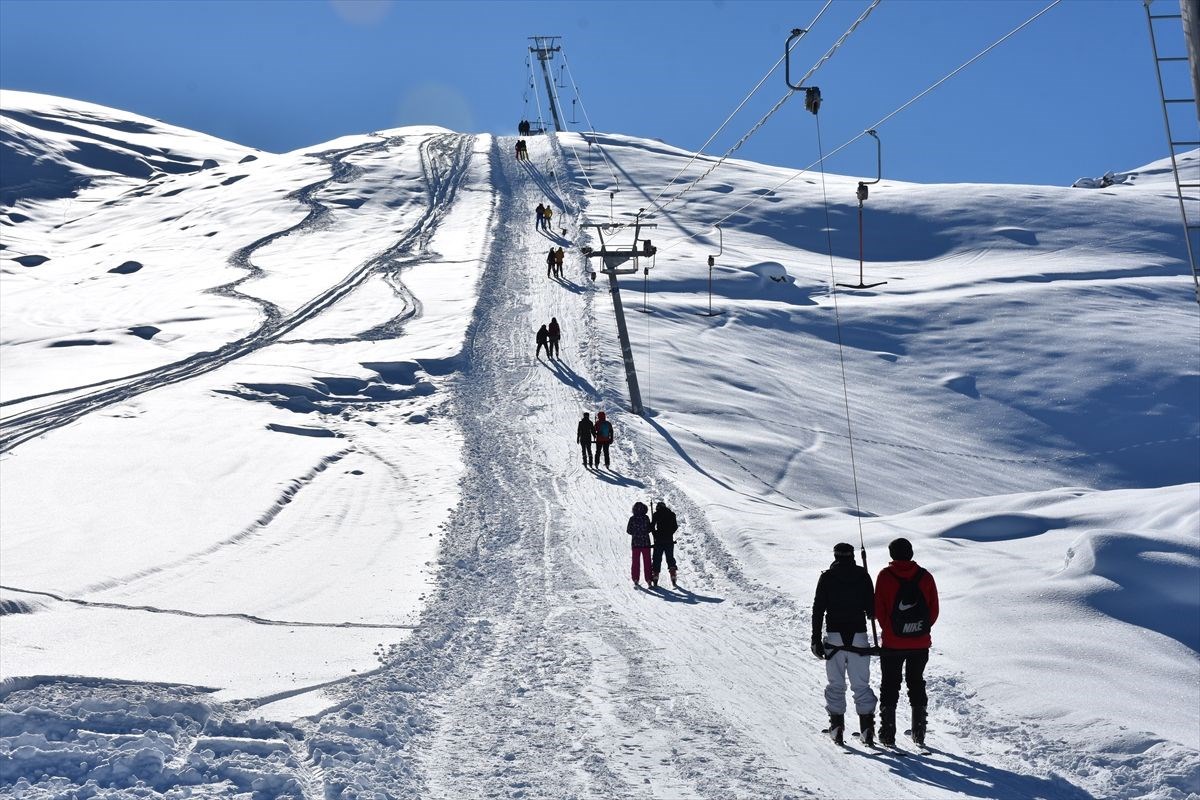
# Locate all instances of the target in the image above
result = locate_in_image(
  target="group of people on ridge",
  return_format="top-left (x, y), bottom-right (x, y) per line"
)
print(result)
top-left (517, 119), bottom-right (537, 136)
top-left (811, 538), bottom-right (939, 749)
top-left (625, 500), bottom-right (679, 588)
top-left (535, 318), bottom-right (562, 360)
top-left (575, 411), bottom-right (613, 469)
top-left (514, 140), bottom-right (529, 161)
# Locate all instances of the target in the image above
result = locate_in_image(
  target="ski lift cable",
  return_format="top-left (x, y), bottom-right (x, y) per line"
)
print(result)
top-left (559, 45), bottom-right (622, 186)
top-left (814, 111), bottom-right (867, 546)
top-left (651, 0), bottom-right (882, 218)
top-left (658, 0), bottom-right (1063, 252)
top-left (645, 0), bottom-right (836, 209)
top-left (528, 52), bottom-right (547, 133)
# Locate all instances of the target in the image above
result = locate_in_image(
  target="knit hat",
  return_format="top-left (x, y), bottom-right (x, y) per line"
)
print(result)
top-left (889, 537), bottom-right (914, 561)
top-left (833, 542), bottom-right (855, 561)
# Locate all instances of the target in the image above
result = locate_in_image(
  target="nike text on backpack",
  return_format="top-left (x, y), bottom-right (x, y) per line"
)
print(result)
top-left (889, 567), bottom-right (931, 638)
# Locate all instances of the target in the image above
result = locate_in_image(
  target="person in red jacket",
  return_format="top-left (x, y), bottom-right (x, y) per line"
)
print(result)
top-left (873, 537), bottom-right (939, 748)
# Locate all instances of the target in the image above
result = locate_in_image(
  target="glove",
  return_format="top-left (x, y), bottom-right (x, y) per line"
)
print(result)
top-left (810, 637), bottom-right (826, 660)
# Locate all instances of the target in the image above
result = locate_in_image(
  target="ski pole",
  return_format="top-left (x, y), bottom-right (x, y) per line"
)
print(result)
top-left (861, 542), bottom-right (880, 651)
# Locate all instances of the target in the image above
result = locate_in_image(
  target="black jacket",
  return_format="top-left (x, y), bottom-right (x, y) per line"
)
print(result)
top-left (651, 506), bottom-right (678, 545)
top-left (811, 559), bottom-right (875, 641)
top-left (577, 418), bottom-right (593, 443)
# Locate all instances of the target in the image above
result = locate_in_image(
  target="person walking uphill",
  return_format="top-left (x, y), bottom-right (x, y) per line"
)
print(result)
top-left (874, 537), bottom-right (939, 749)
top-left (546, 247), bottom-right (557, 279)
top-left (650, 501), bottom-right (679, 588)
top-left (553, 246), bottom-right (565, 278)
top-left (576, 412), bottom-right (594, 467)
top-left (535, 324), bottom-right (550, 360)
top-left (548, 317), bottom-right (561, 359)
top-left (593, 411), bottom-right (614, 468)
top-left (627, 501), bottom-right (652, 587)
top-left (535, 203), bottom-right (545, 229)
top-left (811, 542), bottom-right (878, 746)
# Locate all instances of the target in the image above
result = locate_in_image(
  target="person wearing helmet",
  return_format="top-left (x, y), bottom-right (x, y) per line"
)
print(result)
top-left (627, 501), bottom-right (652, 587)
top-left (593, 411), bottom-right (614, 468)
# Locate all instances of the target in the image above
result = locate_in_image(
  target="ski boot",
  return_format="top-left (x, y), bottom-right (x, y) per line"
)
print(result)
top-left (669, 569), bottom-right (678, 588)
top-left (878, 705), bottom-right (896, 747)
top-left (911, 705), bottom-right (927, 748)
top-left (858, 712), bottom-right (875, 747)
top-left (827, 713), bottom-right (845, 746)
top-left (649, 571), bottom-right (659, 588)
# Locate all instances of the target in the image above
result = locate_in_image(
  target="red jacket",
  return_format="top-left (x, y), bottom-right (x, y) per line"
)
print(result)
top-left (874, 560), bottom-right (939, 650)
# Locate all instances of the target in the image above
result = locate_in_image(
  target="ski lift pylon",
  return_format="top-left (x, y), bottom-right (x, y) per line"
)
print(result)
top-left (580, 210), bottom-right (657, 275)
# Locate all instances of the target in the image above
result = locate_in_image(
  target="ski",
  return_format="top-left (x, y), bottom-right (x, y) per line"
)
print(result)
top-left (902, 729), bottom-right (932, 756)
top-left (819, 726), bottom-right (851, 750)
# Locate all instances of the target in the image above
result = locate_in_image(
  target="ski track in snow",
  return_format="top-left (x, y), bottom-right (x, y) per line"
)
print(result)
top-left (1, 132), bottom-right (1196, 800)
top-left (0, 133), bottom-right (471, 453)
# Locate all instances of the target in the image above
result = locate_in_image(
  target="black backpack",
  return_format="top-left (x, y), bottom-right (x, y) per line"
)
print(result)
top-left (889, 568), bottom-right (930, 638)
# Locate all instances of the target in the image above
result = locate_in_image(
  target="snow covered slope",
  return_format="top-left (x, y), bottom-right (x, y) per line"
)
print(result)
top-left (0, 92), bottom-right (1196, 799)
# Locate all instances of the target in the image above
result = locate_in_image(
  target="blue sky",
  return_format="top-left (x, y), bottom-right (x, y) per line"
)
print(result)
top-left (1, 0), bottom-right (1191, 185)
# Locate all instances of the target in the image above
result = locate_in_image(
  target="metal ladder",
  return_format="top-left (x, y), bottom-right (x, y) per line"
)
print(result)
top-left (1144, 0), bottom-right (1200, 303)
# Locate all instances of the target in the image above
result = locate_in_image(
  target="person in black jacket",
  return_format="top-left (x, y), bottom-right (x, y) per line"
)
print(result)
top-left (650, 501), bottom-right (679, 588)
top-left (811, 542), bottom-right (878, 746)
top-left (576, 412), bottom-right (594, 467)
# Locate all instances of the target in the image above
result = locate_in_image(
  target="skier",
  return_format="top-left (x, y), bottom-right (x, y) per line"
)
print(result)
top-left (593, 411), bottom-right (614, 468)
top-left (535, 323), bottom-right (550, 360)
top-left (811, 542), bottom-right (878, 746)
top-left (627, 501), bottom-right (652, 587)
top-left (874, 537), bottom-right (939, 749)
top-left (650, 501), bottom-right (679, 588)
top-left (548, 317), bottom-right (561, 359)
top-left (576, 411), bottom-right (594, 467)
top-left (553, 246), bottom-right (565, 277)
top-left (535, 203), bottom-right (545, 229)
top-left (546, 247), bottom-right (556, 278)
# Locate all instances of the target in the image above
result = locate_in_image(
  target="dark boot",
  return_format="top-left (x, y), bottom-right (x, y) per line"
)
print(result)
top-left (878, 705), bottom-right (896, 746)
top-left (669, 569), bottom-right (677, 588)
top-left (858, 712), bottom-right (875, 747)
top-left (911, 705), bottom-right (927, 747)
top-left (827, 713), bottom-right (845, 746)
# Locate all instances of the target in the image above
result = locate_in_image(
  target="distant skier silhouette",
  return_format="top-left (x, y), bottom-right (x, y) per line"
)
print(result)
top-left (593, 411), bottom-right (613, 468)
top-left (535, 324), bottom-right (550, 360)
top-left (548, 317), bottom-right (561, 359)
top-left (576, 411), bottom-right (594, 467)
top-left (627, 501), bottom-right (652, 587)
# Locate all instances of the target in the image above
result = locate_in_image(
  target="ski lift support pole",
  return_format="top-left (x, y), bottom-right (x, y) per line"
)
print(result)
top-left (839, 130), bottom-right (887, 290)
top-left (529, 36), bottom-right (565, 132)
top-left (700, 226), bottom-right (725, 316)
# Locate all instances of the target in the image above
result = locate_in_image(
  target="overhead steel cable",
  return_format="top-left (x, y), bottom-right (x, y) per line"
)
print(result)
top-left (645, 0), bottom-right (835, 209)
top-left (659, 0), bottom-right (1063, 252)
top-left (560, 45), bottom-right (622, 186)
top-left (651, 0), bottom-right (883, 218)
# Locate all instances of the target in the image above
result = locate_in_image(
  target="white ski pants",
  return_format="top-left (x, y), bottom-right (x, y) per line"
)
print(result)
top-left (823, 632), bottom-right (877, 715)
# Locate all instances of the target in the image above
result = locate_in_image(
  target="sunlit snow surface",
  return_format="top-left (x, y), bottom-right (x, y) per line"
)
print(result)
top-left (0, 92), bottom-right (1196, 798)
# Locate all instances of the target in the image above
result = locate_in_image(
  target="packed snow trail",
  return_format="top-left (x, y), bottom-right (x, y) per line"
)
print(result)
top-left (299, 136), bottom-right (1124, 799)
top-left (0, 133), bottom-right (472, 453)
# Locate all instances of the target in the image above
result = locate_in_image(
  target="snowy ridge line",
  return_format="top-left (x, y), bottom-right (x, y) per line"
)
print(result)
top-left (0, 585), bottom-right (418, 629)
top-left (0, 132), bottom-right (474, 453)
